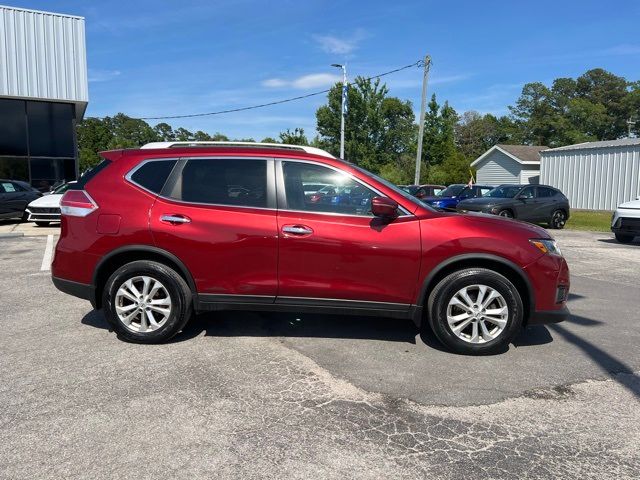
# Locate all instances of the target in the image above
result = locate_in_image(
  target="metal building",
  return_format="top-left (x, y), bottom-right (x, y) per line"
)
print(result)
top-left (540, 138), bottom-right (640, 211)
top-left (0, 5), bottom-right (88, 191)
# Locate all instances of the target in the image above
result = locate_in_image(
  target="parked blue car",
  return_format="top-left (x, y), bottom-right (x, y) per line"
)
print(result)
top-left (422, 184), bottom-right (494, 211)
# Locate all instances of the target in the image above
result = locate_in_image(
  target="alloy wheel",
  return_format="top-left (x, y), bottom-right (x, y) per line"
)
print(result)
top-left (114, 276), bottom-right (172, 333)
top-left (446, 284), bottom-right (509, 344)
top-left (498, 210), bottom-right (513, 218)
top-left (552, 210), bottom-right (566, 228)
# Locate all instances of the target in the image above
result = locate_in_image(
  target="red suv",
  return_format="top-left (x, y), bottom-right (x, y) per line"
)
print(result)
top-left (52, 142), bottom-right (569, 354)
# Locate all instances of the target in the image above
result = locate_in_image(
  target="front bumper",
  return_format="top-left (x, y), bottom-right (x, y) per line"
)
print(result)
top-left (26, 207), bottom-right (61, 222)
top-left (528, 305), bottom-right (569, 324)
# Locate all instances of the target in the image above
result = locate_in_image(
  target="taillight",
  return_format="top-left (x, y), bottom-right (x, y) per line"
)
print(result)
top-left (60, 190), bottom-right (98, 217)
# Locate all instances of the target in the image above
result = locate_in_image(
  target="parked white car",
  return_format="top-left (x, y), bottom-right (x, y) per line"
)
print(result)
top-left (25, 181), bottom-right (76, 226)
top-left (611, 196), bottom-right (640, 243)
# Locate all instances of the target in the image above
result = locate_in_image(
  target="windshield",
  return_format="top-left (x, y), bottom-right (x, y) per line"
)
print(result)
top-left (351, 165), bottom-right (429, 210)
top-left (401, 185), bottom-right (418, 194)
top-left (438, 184), bottom-right (466, 197)
top-left (485, 186), bottom-right (522, 198)
top-left (53, 183), bottom-right (72, 194)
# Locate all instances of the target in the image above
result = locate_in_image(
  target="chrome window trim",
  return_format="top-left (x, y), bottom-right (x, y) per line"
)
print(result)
top-left (277, 158), bottom-right (414, 217)
top-left (152, 156), bottom-right (276, 211)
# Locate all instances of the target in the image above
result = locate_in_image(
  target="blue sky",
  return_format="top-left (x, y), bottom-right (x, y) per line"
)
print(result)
top-left (9, 0), bottom-right (640, 140)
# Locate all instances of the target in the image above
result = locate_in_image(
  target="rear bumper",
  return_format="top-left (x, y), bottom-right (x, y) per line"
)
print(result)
top-left (52, 276), bottom-right (96, 307)
top-left (528, 305), bottom-right (569, 325)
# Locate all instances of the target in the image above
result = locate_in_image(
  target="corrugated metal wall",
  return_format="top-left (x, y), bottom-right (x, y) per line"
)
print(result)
top-left (540, 146), bottom-right (640, 210)
top-left (0, 6), bottom-right (88, 105)
top-left (476, 150), bottom-right (522, 185)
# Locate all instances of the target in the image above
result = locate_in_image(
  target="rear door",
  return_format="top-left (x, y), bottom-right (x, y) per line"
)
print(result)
top-left (149, 157), bottom-right (278, 300)
top-left (275, 159), bottom-right (421, 308)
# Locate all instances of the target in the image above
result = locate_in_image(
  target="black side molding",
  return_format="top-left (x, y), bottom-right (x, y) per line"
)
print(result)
top-left (528, 306), bottom-right (569, 325)
top-left (52, 276), bottom-right (96, 307)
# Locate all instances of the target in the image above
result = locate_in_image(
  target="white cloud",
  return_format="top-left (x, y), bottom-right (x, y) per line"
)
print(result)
top-left (312, 29), bottom-right (368, 55)
top-left (88, 69), bottom-right (121, 82)
top-left (262, 73), bottom-right (341, 90)
top-left (602, 44), bottom-right (640, 56)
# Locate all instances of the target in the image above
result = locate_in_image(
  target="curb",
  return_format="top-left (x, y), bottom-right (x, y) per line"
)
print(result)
top-left (0, 232), bottom-right (24, 238)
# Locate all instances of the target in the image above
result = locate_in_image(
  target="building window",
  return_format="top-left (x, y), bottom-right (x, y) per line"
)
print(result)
top-left (0, 157), bottom-right (29, 181)
top-left (0, 99), bottom-right (28, 156)
top-left (27, 101), bottom-right (75, 158)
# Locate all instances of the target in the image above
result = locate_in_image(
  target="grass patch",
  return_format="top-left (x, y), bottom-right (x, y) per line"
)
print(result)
top-left (565, 209), bottom-right (612, 232)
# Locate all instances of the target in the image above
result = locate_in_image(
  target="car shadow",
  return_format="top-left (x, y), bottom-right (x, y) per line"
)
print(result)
top-left (81, 308), bottom-right (556, 355)
top-left (597, 237), bottom-right (640, 245)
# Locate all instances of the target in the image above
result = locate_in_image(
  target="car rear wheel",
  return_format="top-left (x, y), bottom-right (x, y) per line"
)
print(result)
top-left (497, 209), bottom-right (513, 218)
top-left (103, 261), bottom-right (192, 343)
top-left (426, 268), bottom-right (523, 355)
top-left (615, 233), bottom-right (634, 244)
top-left (549, 209), bottom-right (567, 229)
top-left (35, 221), bottom-right (50, 227)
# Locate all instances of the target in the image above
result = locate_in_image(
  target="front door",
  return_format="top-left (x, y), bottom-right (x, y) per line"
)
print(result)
top-left (514, 186), bottom-right (538, 220)
top-left (275, 160), bottom-right (421, 308)
top-left (149, 157), bottom-right (278, 300)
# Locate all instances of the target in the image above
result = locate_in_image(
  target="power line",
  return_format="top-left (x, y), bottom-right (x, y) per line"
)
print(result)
top-left (133, 59), bottom-right (423, 121)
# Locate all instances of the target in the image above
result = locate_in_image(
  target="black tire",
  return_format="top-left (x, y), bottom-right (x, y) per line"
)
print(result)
top-left (549, 209), bottom-right (567, 229)
top-left (35, 221), bottom-right (50, 227)
top-left (20, 210), bottom-right (29, 222)
top-left (426, 268), bottom-right (524, 355)
top-left (102, 260), bottom-right (192, 343)
top-left (497, 209), bottom-right (514, 218)
top-left (615, 233), bottom-right (634, 244)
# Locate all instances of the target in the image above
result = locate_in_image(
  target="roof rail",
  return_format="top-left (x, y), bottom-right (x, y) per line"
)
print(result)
top-left (140, 141), bottom-right (335, 159)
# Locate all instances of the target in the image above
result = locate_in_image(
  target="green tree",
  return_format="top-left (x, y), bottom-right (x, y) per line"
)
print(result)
top-left (316, 77), bottom-right (415, 173)
top-left (153, 122), bottom-right (175, 141)
top-left (279, 127), bottom-right (309, 145)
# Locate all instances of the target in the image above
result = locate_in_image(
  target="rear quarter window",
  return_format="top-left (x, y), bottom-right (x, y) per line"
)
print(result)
top-left (129, 160), bottom-right (177, 194)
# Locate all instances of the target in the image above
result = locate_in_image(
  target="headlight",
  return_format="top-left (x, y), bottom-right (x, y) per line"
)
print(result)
top-left (529, 239), bottom-right (562, 256)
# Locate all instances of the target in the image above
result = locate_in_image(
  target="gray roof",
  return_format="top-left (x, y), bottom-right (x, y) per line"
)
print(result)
top-left (497, 144), bottom-right (548, 162)
top-left (543, 137), bottom-right (640, 152)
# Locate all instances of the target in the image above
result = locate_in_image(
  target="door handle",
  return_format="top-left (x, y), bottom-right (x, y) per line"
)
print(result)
top-left (282, 225), bottom-right (313, 236)
top-left (160, 214), bottom-right (191, 225)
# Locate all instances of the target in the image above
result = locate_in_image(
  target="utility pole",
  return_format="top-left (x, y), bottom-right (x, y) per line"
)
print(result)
top-left (331, 63), bottom-right (348, 159)
top-left (414, 55), bottom-right (431, 185)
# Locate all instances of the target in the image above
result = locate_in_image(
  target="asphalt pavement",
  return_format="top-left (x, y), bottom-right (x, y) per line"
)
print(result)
top-left (0, 229), bottom-right (638, 479)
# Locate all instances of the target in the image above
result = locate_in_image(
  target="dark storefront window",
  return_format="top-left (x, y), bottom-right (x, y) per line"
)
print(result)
top-left (0, 99), bottom-right (28, 156)
top-left (0, 98), bottom-right (77, 190)
top-left (0, 157), bottom-right (29, 181)
top-left (27, 101), bottom-right (75, 157)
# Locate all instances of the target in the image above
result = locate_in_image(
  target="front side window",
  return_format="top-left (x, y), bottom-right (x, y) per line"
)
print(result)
top-left (282, 162), bottom-right (377, 216)
top-left (175, 158), bottom-right (267, 208)
top-left (486, 186), bottom-right (522, 198)
top-left (519, 187), bottom-right (536, 199)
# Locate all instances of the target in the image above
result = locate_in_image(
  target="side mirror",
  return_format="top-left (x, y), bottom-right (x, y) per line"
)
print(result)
top-left (371, 196), bottom-right (399, 218)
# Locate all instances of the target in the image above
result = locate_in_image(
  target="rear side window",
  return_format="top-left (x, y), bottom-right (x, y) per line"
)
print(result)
top-left (173, 158), bottom-right (267, 208)
top-left (130, 160), bottom-right (177, 194)
top-left (538, 187), bottom-right (556, 198)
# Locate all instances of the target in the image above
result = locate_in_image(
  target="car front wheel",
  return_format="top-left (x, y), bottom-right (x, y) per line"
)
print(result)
top-left (427, 268), bottom-right (523, 355)
top-left (497, 209), bottom-right (514, 218)
top-left (103, 261), bottom-right (192, 343)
